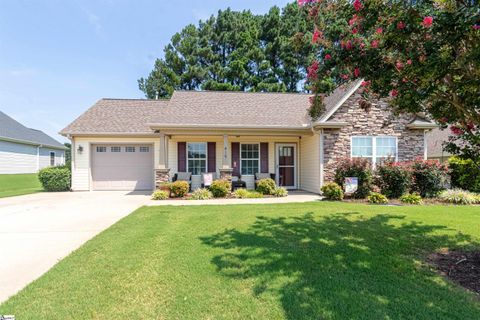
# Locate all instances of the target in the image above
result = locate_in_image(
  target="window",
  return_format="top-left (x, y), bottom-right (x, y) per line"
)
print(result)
top-left (125, 146), bottom-right (135, 153)
top-left (187, 143), bottom-right (207, 175)
top-left (240, 143), bottom-right (259, 175)
top-left (111, 146), bottom-right (121, 152)
top-left (351, 136), bottom-right (397, 165)
top-left (50, 152), bottom-right (55, 166)
top-left (96, 146), bottom-right (106, 153)
top-left (140, 146), bottom-right (150, 153)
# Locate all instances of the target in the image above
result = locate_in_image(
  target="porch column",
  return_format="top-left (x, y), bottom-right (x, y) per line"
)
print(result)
top-left (159, 133), bottom-right (166, 169)
top-left (222, 134), bottom-right (229, 168)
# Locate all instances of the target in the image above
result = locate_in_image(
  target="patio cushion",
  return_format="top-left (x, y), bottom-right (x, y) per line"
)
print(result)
top-left (177, 172), bottom-right (192, 181)
top-left (255, 173), bottom-right (271, 180)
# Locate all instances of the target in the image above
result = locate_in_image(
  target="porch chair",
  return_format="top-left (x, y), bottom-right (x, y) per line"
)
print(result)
top-left (172, 172), bottom-right (192, 191)
top-left (254, 173), bottom-right (276, 189)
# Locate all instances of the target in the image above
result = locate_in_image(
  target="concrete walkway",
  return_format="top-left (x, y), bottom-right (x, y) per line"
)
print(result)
top-left (0, 191), bottom-right (150, 303)
top-left (147, 190), bottom-right (322, 206)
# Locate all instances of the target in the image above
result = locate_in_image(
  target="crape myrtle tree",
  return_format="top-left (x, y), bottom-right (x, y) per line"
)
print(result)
top-left (299, 0), bottom-right (480, 163)
top-left (139, 4), bottom-right (315, 99)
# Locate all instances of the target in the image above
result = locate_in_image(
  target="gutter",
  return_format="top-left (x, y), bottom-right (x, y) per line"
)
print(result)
top-left (146, 123), bottom-right (311, 131)
top-left (0, 136), bottom-right (66, 150)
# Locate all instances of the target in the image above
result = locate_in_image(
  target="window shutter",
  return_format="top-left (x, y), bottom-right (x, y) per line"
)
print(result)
top-left (177, 142), bottom-right (186, 172)
top-left (260, 143), bottom-right (269, 173)
top-left (231, 142), bottom-right (240, 176)
top-left (207, 142), bottom-right (216, 173)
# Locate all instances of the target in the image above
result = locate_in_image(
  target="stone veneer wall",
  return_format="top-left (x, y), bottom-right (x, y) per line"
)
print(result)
top-left (323, 90), bottom-right (425, 182)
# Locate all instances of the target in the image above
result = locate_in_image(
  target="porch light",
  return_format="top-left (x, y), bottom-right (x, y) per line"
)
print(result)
top-left (77, 145), bottom-right (84, 153)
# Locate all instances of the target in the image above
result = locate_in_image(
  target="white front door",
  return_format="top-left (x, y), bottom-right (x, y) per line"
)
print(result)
top-left (276, 144), bottom-right (296, 189)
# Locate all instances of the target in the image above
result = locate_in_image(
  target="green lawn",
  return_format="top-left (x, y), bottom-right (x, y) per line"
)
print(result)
top-left (0, 173), bottom-right (42, 198)
top-left (1, 203), bottom-right (480, 319)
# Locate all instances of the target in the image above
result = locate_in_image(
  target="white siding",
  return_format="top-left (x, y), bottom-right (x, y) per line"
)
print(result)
top-left (0, 140), bottom-right (65, 174)
top-left (72, 136), bottom-right (160, 191)
top-left (299, 134), bottom-right (320, 194)
top-left (0, 140), bottom-right (37, 174)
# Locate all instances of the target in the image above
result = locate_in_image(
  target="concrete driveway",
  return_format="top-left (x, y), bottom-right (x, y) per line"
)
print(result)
top-left (0, 191), bottom-right (150, 303)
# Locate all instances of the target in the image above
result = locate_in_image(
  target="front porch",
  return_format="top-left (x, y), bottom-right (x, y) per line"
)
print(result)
top-left (154, 130), bottom-right (321, 193)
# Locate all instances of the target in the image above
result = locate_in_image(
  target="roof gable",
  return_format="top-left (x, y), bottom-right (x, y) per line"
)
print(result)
top-left (0, 111), bottom-right (65, 148)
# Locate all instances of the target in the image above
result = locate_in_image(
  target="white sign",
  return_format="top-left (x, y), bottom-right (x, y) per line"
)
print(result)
top-left (345, 177), bottom-right (358, 194)
top-left (203, 173), bottom-right (213, 187)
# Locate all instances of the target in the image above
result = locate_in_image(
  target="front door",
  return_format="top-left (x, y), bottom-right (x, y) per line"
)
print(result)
top-left (276, 144), bottom-right (296, 189)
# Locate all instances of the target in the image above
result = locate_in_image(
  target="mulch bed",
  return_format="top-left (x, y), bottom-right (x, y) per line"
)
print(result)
top-left (428, 249), bottom-right (480, 295)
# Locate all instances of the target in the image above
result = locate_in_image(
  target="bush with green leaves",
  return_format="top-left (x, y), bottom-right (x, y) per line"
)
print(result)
top-left (321, 182), bottom-right (344, 201)
top-left (334, 158), bottom-right (373, 199)
top-left (256, 178), bottom-right (276, 195)
top-left (272, 187), bottom-right (288, 197)
top-left (233, 189), bottom-right (264, 199)
top-left (410, 160), bottom-right (448, 198)
top-left (190, 188), bottom-right (213, 200)
top-left (209, 179), bottom-right (231, 198)
top-left (375, 161), bottom-right (411, 198)
top-left (399, 193), bottom-right (423, 205)
top-left (438, 189), bottom-right (478, 205)
top-left (38, 166), bottom-right (71, 192)
top-left (151, 190), bottom-right (169, 200)
top-left (367, 192), bottom-right (389, 205)
top-left (169, 181), bottom-right (190, 198)
top-left (448, 157), bottom-right (480, 193)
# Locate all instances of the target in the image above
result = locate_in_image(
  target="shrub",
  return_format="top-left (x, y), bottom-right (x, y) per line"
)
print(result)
top-left (151, 190), bottom-right (169, 200)
top-left (256, 178), bottom-right (276, 195)
top-left (367, 192), bottom-right (389, 204)
top-left (209, 179), bottom-right (231, 198)
top-left (448, 157), bottom-right (480, 193)
top-left (169, 181), bottom-right (189, 198)
top-left (190, 188), bottom-right (213, 200)
top-left (233, 189), bottom-right (264, 199)
top-left (321, 182), bottom-right (344, 201)
top-left (38, 166), bottom-right (71, 191)
top-left (410, 159), bottom-right (448, 198)
top-left (438, 189), bottom-right (478, 205)
top-left (272, 187), bottom-right (288, 197)
top-left (334, 158), bottom-right (373, 198)
top-left (399, 193), bottom-right (423, 205)
top-left (375, 161), bottom-right (411, 198)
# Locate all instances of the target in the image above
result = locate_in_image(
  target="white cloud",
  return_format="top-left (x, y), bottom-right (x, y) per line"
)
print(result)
top-left (82, 8), bottom-right (103, 34)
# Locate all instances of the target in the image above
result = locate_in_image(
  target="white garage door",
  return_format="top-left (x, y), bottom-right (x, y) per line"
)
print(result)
top-left (92, 144), bottom-right (154, 191)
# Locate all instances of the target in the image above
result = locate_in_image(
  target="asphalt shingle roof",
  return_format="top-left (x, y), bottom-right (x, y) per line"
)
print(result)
top-left (60, 84), bottom-right (364, 135)
top-left (0, 111), bottom-right (66, 149)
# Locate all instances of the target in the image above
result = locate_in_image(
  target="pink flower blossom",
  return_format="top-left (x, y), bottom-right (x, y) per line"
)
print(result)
top-left (376, 27), bottom-right (383, 34)
top-left (450, 126), bottom-right (463, 135)
top-left (422, 16), bottom-right (433, 28)
top-left (361, 80), bottom-right (370, 87)
top-left (473, 25), bottom-right (480, 30)
top-left (352, 28), bottom-right (358, 34)
top-left (397, 21), bottom-right (406, 29)
top-left (406, 59), bottom-right (412, 65)
top-left (395, 61), bottom-right (404, 70)
top-left (341, 74), bottom-right (350, 80)
top-left (349, 14), bottom-right (359, 26)
top-left (345, 40), bottom-right (353, 50)
top-left (312, 29), bottom-right (322, 43)
top-left (324, 54), bottom-right (332, 60)
top-left (354, 68), bottom-right (360, 77)
top-left (390, 89), bottom-right (398, 97)
top-left (307, 60), bottom-right (319, 80)
top-left (371, 40), bottom-right (379, 48)
top-left (353, 0), bottom-right (362, 11)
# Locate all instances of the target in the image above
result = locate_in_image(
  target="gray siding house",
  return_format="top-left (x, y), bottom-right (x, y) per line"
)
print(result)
top-left (0, 111), bottom-right (67, 174)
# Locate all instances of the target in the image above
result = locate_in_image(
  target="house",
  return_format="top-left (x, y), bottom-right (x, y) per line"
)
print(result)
top-left (60, 80), bottom-right (437, 193)
top-left (0, 111), bottom-right (67, 174)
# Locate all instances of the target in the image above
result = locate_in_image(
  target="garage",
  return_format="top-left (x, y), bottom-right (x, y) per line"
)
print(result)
top-left (91, 144), bottom-right (154, 191)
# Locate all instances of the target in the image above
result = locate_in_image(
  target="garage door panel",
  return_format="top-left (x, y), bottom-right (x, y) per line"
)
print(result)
top-left (92, 144), bottom-right (153, 191)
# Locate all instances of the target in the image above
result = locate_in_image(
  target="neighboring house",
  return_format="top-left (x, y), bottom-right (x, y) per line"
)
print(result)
top-left (426, 127), bottom-right (452, 162)
top-left (0, 111), bottom-right (67, 174)
top-left (60, 80), bottom-right (437, 193)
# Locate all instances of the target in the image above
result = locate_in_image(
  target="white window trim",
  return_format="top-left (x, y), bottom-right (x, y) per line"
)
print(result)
top-left (350, 136), bottom-right (398, 166)
top-left (125, 146), bottom-right (136, 152)
top-left (50, 151), bottom-right (56, 166)
top-left (186, 142), bottom-right (207, 176)
top-left (96, 146), bottom-right (107, 153)
top-left (139, 146), bottom-right (150, 153)
top-left (240, 143), bottom-right (261, 176)
top-left (111, 146), bottom-right (121, 152)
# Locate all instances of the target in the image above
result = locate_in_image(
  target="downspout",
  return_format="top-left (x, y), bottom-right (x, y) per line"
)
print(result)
top-left (423, 130), bottom-right (428, 160)
top-left (312, 125), bottom-right (325, 193)
top-left (36, 145), bottom-right (43, 171)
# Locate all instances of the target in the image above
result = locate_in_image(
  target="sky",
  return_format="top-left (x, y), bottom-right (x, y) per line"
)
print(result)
top-left (0, 0), bottom-right (291, 142)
